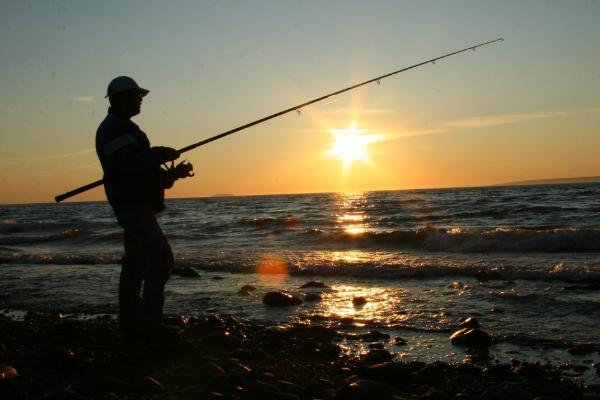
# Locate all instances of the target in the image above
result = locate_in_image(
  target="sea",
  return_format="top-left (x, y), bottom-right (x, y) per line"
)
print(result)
top-left (1, 184), bottom-right (599, 380)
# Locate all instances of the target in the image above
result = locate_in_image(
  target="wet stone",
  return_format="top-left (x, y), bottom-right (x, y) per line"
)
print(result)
top-left (304, 293), bottom-right (322, 302)
top-left (393, 336), bottom-right (407, 346)
top-left (358, 362), bottom-right (414, 384)
top-left (359, 330), bottom-right (390, 342)
top-left (0, 364), bottom-right (18, 379)
top-left (338, 379), bottom-right (396, 400)
top-left (137, 376), bottom-right (165, 394)
top-left (300, 281), bottom-right (330, 289)
top-left (416, 362), bottom-right (450, 387)
top-left (206, 362), bottom-right (226, 376)
top-left (420, 386), bottom-right (451, 400)
top-left (450, 328), bottom-right (492, 348)
top-left (239, 285), bottom-right (257, 295)
top-left (248, 380), bottom-right (285, 398)
top-left (459, 317), bottom-right (480, 329)
top-left (361, 349), bottom-right (395, 364)
top-left (262, 291), bottom-right (303, 307)
top-left (276, 380), bottom-right (309, 397)
top-left (352, 296), bottom-right (367, 306)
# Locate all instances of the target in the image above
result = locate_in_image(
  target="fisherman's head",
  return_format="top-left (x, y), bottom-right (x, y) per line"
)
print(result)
top-left (106, 76), bottom-right (149, 118)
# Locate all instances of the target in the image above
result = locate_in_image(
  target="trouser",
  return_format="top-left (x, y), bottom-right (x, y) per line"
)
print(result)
top-left (113, 204), bottom-right (173, 336)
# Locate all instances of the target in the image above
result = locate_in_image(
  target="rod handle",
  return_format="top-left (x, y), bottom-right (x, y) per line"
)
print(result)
top-left (55, 179), bottom-right (104, 202)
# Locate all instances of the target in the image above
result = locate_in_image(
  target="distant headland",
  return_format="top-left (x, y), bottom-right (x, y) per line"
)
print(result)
top-left (503, 176), bottom-right (600, 186)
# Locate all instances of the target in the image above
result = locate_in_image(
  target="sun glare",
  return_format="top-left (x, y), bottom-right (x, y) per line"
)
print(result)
top-left (327, 123), bottom-right (381, 171)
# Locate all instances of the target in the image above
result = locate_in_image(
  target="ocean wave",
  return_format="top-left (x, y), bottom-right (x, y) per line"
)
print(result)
top-left (0, 252), bottom-right (119, 265)
top-left (239, 216), bottom-right (302, 228)
top-left (2, 250), bottom-right (598, 283)
top-left (0, 228), bottom-right (90, 245)
top-left (201, 262), bottom-right (600, 284)
top-left (0, 219), bottom-right (73, 234)
top-left (305, 226), bottom-right (600, 253)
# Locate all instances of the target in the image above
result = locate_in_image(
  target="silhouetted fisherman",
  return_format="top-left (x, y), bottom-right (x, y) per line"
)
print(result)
top-left (95, 76), bottom-right (192, 344)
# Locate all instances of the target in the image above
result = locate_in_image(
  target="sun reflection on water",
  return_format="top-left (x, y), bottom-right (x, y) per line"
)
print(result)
top-left (315, 284), bottom-right (405, 326)
top-left (335, 192), bottom-right (370, 236)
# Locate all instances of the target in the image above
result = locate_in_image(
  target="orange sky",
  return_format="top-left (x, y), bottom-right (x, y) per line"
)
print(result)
top-left (1, 1), bottom-right (599, 204)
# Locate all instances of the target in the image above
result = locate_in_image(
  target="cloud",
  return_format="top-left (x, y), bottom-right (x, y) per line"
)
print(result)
top-left (387, 110), bottom-right (577, 139)
top-left (72, 96), bottom-right (95, 103)
top-left (440, 111), bottom-right (571, 130)
top-left (0, 149), bottom-right (95, 166)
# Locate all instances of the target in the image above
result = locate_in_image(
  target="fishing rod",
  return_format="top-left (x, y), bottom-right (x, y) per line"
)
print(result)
top-left (55, 38), bottom-right (503, 202)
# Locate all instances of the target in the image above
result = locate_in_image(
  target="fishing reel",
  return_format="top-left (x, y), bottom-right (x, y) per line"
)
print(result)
top-left (164, 159), bottom-right (195, 180)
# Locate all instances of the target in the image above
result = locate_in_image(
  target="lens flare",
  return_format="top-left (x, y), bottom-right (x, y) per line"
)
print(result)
top-left (256, 253), bottom-right (289, 285)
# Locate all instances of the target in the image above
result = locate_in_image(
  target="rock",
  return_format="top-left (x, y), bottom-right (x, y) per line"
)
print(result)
top-left (368, 342), bottom-right (384, 349)
top-left (393, 336), bottom-right (407, 345)
top-left (450, 328), bottom-right (492, 347)
top-left (357, 362), bottom-right (414, 384)
top-left (420, 386), bottom-right (451, 400)
top-left (0, 364), bottom-right (18, 380)
top-left (416, 362), bottom-right (450, 387)
top-left (315, 342), bottom-right (341, 357)
top-left (300, 281), bottom-right (330, 289)
top-left (206, 362), bottom-right (226, 376)
top-left (227, 365), bottom-right (251, 385)
top-left (248, 380), bottom-right (286, 399)
top-left (361, 349), bottom-right (395, 364)
top-left (137, 376), bottom-right (165, 394)
top-left (338, 379), bottom-right (396, 400)
top-left (459, 317), bottom-right (480, 329)
top-left (304, 293), bottom-right (322, 302)
top-left (276, 380), bottom-right (309, 397)
top-left (359, 330), bottom-right (390, 341)
top-left (263, 291), bottom-right (303, 307)
top-left (240, 284), bottom-right (257, 293)
top-left (352, 296), bottom-right (367, 306)
top-left (482, 364), bottom-right (513, 378)
top-left (172, 267), bottom-right (200, 277)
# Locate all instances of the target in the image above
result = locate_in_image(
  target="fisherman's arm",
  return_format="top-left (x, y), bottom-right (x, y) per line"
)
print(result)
top-left (104, 140), bottom-right (178, 175)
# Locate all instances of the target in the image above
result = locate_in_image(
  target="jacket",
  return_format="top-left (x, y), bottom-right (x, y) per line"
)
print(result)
top-left (95, 108), bottom-right (170, 210)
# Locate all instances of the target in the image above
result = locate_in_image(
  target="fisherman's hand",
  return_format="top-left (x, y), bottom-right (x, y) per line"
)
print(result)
top-left (173, 160), bottom-right (194, 179)
top-left (152, 146), bottom-right (180, 163)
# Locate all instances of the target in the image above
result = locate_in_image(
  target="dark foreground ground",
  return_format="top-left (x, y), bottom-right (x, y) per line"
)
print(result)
top-left (0, 313), bottom-right (599, 400)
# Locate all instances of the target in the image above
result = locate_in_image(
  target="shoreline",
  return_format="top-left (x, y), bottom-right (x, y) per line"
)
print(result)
top-left (1, 312), bottom-right (599, 399)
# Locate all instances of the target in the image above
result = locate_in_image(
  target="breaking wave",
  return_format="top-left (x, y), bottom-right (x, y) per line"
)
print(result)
top-left (307, 226), bottom-right (600, 253)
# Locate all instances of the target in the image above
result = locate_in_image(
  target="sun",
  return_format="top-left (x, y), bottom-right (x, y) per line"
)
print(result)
top-left (327, 123), bottom-right (381, 171)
